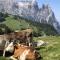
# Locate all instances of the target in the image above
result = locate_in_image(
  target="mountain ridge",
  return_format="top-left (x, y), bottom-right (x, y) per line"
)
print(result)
top-left (0, 0), bottom-right (60, 34)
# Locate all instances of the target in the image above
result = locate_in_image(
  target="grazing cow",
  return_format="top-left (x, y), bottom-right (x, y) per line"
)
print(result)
top-left (6, 29), bottom-right (33, 46)
top-left (14, 29), bottom-right (33, 46)
top-left (5, 42), bottom-right (40, 60)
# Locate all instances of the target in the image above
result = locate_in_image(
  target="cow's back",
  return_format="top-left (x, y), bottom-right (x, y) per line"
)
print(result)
top-left (13, 45), bottom-right (36, 59)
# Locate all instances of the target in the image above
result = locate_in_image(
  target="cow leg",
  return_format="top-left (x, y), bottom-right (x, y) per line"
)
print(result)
top-left (3, 41), bottom-right (9, 57)
top-left (3, 49), bottom-right (6, 57)
top-left (27, 37), bottom-right (31, 47)
top-left (27, 38), bottom-right (30, 46)
top-left (28, 42), bottom-right (31, 47)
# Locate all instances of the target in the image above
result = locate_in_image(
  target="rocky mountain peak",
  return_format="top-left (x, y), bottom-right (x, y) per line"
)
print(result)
top-left (0, 0), bottom-right (60, 34)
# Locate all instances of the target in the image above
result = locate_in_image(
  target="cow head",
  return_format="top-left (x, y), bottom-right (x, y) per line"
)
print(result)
top-left (5, 39), bottom-right (20, 53)
top-left (5, 42), bottom-right (14, 53)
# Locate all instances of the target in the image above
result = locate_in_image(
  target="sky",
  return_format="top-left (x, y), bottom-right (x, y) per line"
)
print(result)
top-left (37, 0), bottom-right (60, 23)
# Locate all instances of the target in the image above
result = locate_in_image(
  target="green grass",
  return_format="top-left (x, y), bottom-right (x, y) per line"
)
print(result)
top-left (2, 16), bottom-right (30, 31)
top-left (0, 56), bottom-right (8, 60)
top-left (34, 36), bottom-right (60, 60)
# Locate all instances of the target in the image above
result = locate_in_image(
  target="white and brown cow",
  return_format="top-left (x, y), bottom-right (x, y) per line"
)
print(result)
top-left (0, 34), bottom-right (10, 56)
top-left (5, 42), bottom-right (39, 60)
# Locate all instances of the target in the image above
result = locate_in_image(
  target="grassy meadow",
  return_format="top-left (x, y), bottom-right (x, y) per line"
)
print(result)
top-left (0, 36), bottom-right (60, 60)
top-left (34, 36), bottom-right (60, 60)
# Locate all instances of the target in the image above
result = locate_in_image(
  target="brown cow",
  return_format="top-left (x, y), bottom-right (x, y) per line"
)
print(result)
top-left (5, 42), bottom-right (39, 60)
top-left (8, 29), bottom-right (33, 46)
top-left (14, 44), bottom-right (39, 60)
top-left (16, 29), bottom-right (33, 46)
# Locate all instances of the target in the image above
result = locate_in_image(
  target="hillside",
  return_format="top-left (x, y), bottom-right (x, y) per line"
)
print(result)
top-left (0, 13), bottom-right (58, 36)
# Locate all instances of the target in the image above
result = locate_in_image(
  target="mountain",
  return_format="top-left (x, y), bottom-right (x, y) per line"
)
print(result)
top-left (0, 0), bottom-right (60, 34)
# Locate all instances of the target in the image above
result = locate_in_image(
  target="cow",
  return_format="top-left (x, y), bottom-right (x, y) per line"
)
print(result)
top-left (14, 29), bottom-right (33, 46)
top-left (8, 29), bottom-right (33, 46)
top-left (5, 42), bottom-right (40, 60)
top-left (0, 33), bottom-right (16, 57)
top-left (0, 34), bottom-right (10, 57)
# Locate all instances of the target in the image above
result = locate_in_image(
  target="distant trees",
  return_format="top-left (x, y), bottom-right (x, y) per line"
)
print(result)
top-left (0, 24), bottom-right (12, 34)
top-left (26, 19), bottom-right (58, 36)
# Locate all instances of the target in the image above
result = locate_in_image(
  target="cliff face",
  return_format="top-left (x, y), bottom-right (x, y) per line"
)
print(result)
top-left (0, 0), bottom-right (60, 33)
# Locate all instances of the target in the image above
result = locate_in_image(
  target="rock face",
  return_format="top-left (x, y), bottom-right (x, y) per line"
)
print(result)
top-left (0, 0), bottom-right (60, 33)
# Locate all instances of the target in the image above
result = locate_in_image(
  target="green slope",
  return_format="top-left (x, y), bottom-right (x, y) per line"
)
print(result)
top-left (0, 14), bottom-right (58, 36)
top-left (33, 36), bottom-right (60, 60)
